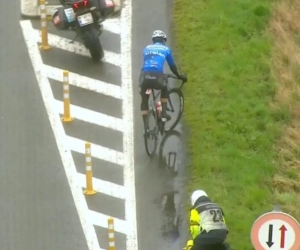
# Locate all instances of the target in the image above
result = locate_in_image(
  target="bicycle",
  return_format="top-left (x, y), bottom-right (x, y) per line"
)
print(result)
top-left (144, 74), bottom-right (187, 157)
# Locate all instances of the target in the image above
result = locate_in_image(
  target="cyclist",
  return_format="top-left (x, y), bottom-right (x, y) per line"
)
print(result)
top-left (139, 30), bottom-right (187, 134)
top-left (185, 190), bottom-right (229, 250)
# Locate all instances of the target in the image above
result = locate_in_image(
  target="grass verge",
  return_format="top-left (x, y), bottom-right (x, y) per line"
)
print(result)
top-left (173, 0), bottom-right (300, 249)
top-left (270, 0), bottom-right (300, 215)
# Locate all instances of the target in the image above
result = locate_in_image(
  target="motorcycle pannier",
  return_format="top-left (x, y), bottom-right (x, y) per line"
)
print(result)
top-left (93, 0), bottom-right (116, 18)
top-left (52, 7), bottom-right (76, 30)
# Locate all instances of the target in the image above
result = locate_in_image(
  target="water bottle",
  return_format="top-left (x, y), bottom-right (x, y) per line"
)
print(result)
top-left (156, 101), bottom-right (162, 117)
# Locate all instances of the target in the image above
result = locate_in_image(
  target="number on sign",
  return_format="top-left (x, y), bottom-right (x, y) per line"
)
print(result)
top-left (210, 209), bottom-right (224, 223)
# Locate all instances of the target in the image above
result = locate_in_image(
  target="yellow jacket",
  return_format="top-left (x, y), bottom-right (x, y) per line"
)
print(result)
top-left (184, 209), bottom-right (199, 249)
top-left (185, 200), bottom-right (227, 249)
top-left (189, 208), bottom-right (201, 239)
top-left (184, 240), bottom-right (194, 250)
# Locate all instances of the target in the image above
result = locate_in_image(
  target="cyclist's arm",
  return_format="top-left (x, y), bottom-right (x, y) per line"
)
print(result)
top-left (220, 207), bottom-right (225, 216)
top-left (141, 48), bottom-right (146, 71)
top-left (189, 209), bottom-right (200, 239)
top-left (220, 207), bottom-right (226, 224)
top-left (166, 48), bottom-right (181, 78)
top-left (185, 239), bottom-right (194, 250)
top-left (190, 209), bottom-right (200, 225)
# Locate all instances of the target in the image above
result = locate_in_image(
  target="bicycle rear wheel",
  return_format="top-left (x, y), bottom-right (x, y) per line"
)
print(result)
top-left (164, 88), bottom-right (184, 132)
top-left (144, 109), bottom-right (159, 157)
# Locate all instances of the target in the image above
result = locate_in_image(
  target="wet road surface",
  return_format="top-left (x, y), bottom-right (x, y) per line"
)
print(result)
top-left (132, 0), bottom-right (189, 248)
top-left (134, 129), bottom-right (189, 250)
top-left (14, 0), bottom-right (189, 249)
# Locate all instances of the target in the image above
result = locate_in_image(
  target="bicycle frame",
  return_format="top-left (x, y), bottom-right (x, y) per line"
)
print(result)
top-left (145, 74), bottom-right (184, 114)
top-left (143, 74), bottom-right (187, 157)
top-left (145, 88), bottom-right (162, 134)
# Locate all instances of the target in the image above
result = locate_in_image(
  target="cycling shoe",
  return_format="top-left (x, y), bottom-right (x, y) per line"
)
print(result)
top-left (161, 114), bottom-right (171, 122)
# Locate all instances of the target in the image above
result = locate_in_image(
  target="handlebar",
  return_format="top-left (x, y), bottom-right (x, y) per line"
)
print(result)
top-left (163, 73), bottom-right (187, 90)
top-left (164, 74), bottom-right (178, 79)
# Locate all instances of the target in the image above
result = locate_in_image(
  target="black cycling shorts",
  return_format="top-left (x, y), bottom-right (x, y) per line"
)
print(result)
top-left (139, 71), bottom-right (168, 111)
top-left (139, 71), bottom-right (167, 93)
top-left (192, 229), bottom-right (228, 250)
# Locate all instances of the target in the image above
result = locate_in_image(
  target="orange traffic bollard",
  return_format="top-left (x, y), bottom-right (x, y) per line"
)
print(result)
top-left (39, 0), bottom-right (51, 50)
top-left (108, 217), bottom-right (116, 250)
top-left (83, 142), bottom-right (96, 195)
top-left (61, 70), bottom-right (74, 123)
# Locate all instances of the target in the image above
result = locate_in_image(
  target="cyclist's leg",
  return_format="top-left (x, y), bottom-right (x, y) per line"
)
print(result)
top-left (159, 76), bottom-right (170, 121)
top-left (139, 72), bottom-right (150, 128)
top-left (193, 230), bottom-right (227, 250)
top-left (150, 74), bottom-right (170, 121)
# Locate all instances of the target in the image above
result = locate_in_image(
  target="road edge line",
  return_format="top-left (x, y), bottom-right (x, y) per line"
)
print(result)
top-left (120, 0), bottom-right (139, 250)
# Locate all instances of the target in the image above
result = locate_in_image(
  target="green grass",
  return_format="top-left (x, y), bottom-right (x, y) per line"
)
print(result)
top-left (173, 0), bottom-right (283, 249)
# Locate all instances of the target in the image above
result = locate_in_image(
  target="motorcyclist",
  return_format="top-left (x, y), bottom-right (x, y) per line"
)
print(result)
top-left (185, 190), bottom-right (229, 250)
top-left (139, 30), bottom-right (187, 134)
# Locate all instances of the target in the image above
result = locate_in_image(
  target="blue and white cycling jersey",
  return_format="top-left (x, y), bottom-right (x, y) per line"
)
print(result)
top-left (141, 42), bottom-right (175, 73)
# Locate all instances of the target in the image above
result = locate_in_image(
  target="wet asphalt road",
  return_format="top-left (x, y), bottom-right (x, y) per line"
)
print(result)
top-left (47, 0), bottom-right (190, 248)
top-left (0, 0), bottom-right (88, 249)
top-left (132, 0), bottom-right (189, 249)
top-left (0, 0), bottom-right (188, 249)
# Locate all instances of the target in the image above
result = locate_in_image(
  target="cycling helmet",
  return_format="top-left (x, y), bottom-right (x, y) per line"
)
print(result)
top-left (152, 30), bottom-right (167, 43)
top-left (190, 190), bottom-right (208, 206)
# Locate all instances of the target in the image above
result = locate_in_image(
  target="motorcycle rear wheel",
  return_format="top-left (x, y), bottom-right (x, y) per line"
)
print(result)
top-left (84, 30), bottom-right (104, 62)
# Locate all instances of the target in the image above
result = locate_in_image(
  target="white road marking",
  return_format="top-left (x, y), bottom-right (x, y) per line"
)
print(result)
top-left (21, 0), bottom-right (37, 17)
top-left (45, 65), bottom-right (122, 99)
top-left (30, 29), bottom-right (121, 66)
top-left (120, 1), bottom-right (138, 250)
top-left (20, 19), bottom-right (103, 250)
top-left (66, 136), bottom-right (124, 166)
top-left (103, 18), bottom-right (121, 35)
top-left (88, 210), bottom-right (127, 234)
top-left (20, 0), bottom-right (137, 248)
top-left (53, 99), bottom-right (124, 132)
top-left (77, 173), bottom-right (127, 200)
top-left (21, 0), bottom-right (58, 17)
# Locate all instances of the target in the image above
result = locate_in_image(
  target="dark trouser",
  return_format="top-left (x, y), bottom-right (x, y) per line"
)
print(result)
top-left (139, 71), bottom-right (168, 111)
top-left (191, 229), bottom-right (228, 250)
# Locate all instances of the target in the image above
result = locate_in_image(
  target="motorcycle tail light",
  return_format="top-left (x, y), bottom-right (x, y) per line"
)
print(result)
top-left (72, 0), bottom-right (88, 8)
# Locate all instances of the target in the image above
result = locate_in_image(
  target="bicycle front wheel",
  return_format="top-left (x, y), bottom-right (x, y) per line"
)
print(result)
top-left (144, 109), bottom-right (159, 157)
top-left (164, 89), bottom-right (184, 132)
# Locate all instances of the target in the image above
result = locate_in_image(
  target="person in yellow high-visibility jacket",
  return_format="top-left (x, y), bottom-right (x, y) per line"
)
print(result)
top-left (184, 190), bottom-right (230, 250)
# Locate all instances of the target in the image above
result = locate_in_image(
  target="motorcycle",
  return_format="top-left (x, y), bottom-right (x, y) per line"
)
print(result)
top-left (52, 0), bottom-right (114, 61)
